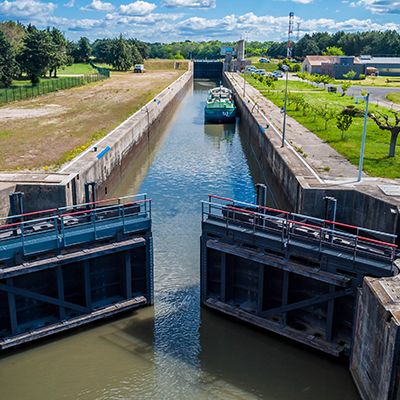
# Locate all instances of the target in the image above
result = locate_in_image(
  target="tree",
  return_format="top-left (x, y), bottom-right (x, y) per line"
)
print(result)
top-left (316, 105), bottom-right (337, 130)
top-left (0, 31), bottom-right (17, 87)
top-left (92, 39), bottom-right (113, 63)
top-left (0, 21), bottom-right (26, 52)
top-left (369, 111), bottom-right (400, 157)
top-left (336, 109), bottom-right (354, 140)
top-left (131, 43), bottom-right (143, 65)
top-left (323, 46), bottom-right (345, 56)
top-left (341, 82), bottom-right (352, 96)
top-left (74, 37), bottom-right (91, 63)
top-left (19, 27), bottom-right (53, 85)
top-left (110, 36), bottom-right (132, 71)
top-left (48, 27), bottom-right (68, 77)
top-left (342, 70), bottom-right (357, 80)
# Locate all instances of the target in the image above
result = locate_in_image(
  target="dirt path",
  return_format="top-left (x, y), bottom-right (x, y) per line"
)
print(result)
top-left (0, 70), bottom-right (183, 171)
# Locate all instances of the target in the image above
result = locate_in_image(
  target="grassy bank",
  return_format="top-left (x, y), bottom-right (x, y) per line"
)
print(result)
top-left (387, 92), bottom-right (400, 104)
top-left (246, 75), bottom-right (400, 178)
top-left (0, 65), bottom-right (185, 171)
top-left (334, 76), bottom-right (400, 88)
top-left (248, 56), bottom-right (279, 72)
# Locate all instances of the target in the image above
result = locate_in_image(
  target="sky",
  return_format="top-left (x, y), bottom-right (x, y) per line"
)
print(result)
top-left (0, 0), bottom-right (399, 42)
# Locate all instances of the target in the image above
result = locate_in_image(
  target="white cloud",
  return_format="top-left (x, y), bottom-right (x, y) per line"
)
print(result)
top-left (64, 0), bottom-right (74, 7)
top-left (4, 8), bottom-right (399, 42)
top-left (349, 0), bottom-right (400, 14)
top-left (119, 0), bottom-right (156, 15)
top-left (292, 0), bottom-right (313, 3)
top-left (163, 0), bottom-right (216, 8)
top-left (105, 12), bottom-right (182, 24)
top-left (0, 0), bottom-right (56, 17)
top-left (81, 0), bottom-right (114, 11)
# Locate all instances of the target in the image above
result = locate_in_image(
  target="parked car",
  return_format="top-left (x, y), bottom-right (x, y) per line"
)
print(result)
top-left (254, 69), bottom-right (266, 76)
top-left (259, 58), bottom-right (270, 63)
top-left (271, 70), bottom-right (283, 78)
top-left (245, 66), bottom-right (257, 73)
top-left (134, 64), bottom-right (145, 73)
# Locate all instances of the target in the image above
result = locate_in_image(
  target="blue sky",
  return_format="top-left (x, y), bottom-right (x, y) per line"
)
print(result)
top-left (0, 0), bottom-right (399, 42)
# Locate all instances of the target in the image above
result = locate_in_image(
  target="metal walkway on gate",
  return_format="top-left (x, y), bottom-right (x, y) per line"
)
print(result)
top-left (202, 195), bottom-right (398, 273)
top-left (201, 195), bottom-right (398, 355)
top-left (0, 194), bottom-right (151, 265)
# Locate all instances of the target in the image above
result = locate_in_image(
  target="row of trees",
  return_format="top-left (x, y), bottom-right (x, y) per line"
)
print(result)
top-left (147, 40), bottom-right (272, 60)
top-left (267, 30), bottom-right (400, 58)
top-left (0, 22), bottom-right (96, 86)
top-left (146, 31), bottom-right (400, 60)
top-left (0, 21), bottom-right (148, 86)
top-left (0, 23), bottom-right (72, 86)
top-left (91, 37), bottom-right (144, 70)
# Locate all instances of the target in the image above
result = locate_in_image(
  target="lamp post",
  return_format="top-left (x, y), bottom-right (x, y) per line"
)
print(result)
top-left (242, 32), bottom-right (248, 97)
top-left (281, 65), bottom-right (289, 147)
top-left (355, 93), bottom-right (370, 182)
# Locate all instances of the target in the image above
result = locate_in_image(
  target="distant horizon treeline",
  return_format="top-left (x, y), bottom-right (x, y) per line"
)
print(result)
top-left (147, 31), bottom-right (400, 59)
top-left (69, 30), bottom-right (400, 62)
top-left (1, 20), bottom-right (400, 88)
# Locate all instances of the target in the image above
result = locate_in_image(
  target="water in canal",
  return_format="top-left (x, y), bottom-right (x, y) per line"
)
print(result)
top-left (0, 80), bottom-right (359, 399)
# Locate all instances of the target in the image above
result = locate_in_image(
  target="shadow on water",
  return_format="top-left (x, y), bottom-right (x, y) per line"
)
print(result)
top-left (0, 78), bottom-right (360, 400)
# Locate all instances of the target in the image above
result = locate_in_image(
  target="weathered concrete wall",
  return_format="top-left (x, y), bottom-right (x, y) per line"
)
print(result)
top-left (0, 183), bottom-right (16, 220)
top-left (61, 68), bottom-right (193, 203)
top-left (350, 267), bottom-right (400, 400)
top-left (224, 72), bottom-right (399, 237)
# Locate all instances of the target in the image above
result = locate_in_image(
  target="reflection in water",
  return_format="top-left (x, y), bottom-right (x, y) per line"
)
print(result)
top-left (0, 80), bottom-right (359, 400)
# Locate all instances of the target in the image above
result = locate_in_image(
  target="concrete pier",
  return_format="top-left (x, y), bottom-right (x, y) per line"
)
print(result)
top-left (350, 262), bottom-right (400, 400)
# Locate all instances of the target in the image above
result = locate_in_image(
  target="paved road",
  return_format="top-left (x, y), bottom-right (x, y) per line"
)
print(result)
top-left (346, 86), bottom-right (400, 111)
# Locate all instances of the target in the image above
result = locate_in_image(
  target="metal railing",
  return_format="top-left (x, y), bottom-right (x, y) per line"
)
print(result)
top-left (0, 194), bottom-right (151, 263)
top-left (0, 74), bottom-right (108, 105)
top-left (202, 195), bottom-right (398, 266)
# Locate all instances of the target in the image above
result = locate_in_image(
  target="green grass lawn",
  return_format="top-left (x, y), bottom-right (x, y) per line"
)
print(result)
top-left (247, 56), bottom-right (280, 72)
top-left (334, 76), bottom-right (400, 88)
top-left (246, 75), bottom-right (400, 178)
top-left (59, 63), bottom-right (98, 74)
top-left (387, 92), bottom-right (400, 104)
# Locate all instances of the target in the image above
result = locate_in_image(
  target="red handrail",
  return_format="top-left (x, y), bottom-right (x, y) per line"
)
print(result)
top-left (208, 194), bottom-right (234, 202)
top-left (223, 205), bottom-right (397, 249)
top-left (209, 195), bottom-right (397, 250)
top-left (0, 199), bottom-right (151, 230)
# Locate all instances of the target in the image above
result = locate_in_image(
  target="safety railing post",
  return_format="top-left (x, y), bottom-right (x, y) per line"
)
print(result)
top-left (122, 205), bottom-right (126, 234)
top-left (60, 216), bottom-right (66, 247)
top-left (353, 237), bottom-right (358, 263)
top-left (54, 216), bottom-right (59, 249)
top-left (319, 228), bottom-right (323, 254)
top-left (20, 222), bottom-right (25, 256)
top-left (92, 209), bottom-right (97, 240)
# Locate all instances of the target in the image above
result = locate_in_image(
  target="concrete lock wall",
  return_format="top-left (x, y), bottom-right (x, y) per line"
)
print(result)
top-left (62, 68), bottom-right (193, 204)
top-left (350, 272), bottom-right (400, 400)
top-left (223, 72), bottom-right (399, 236)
